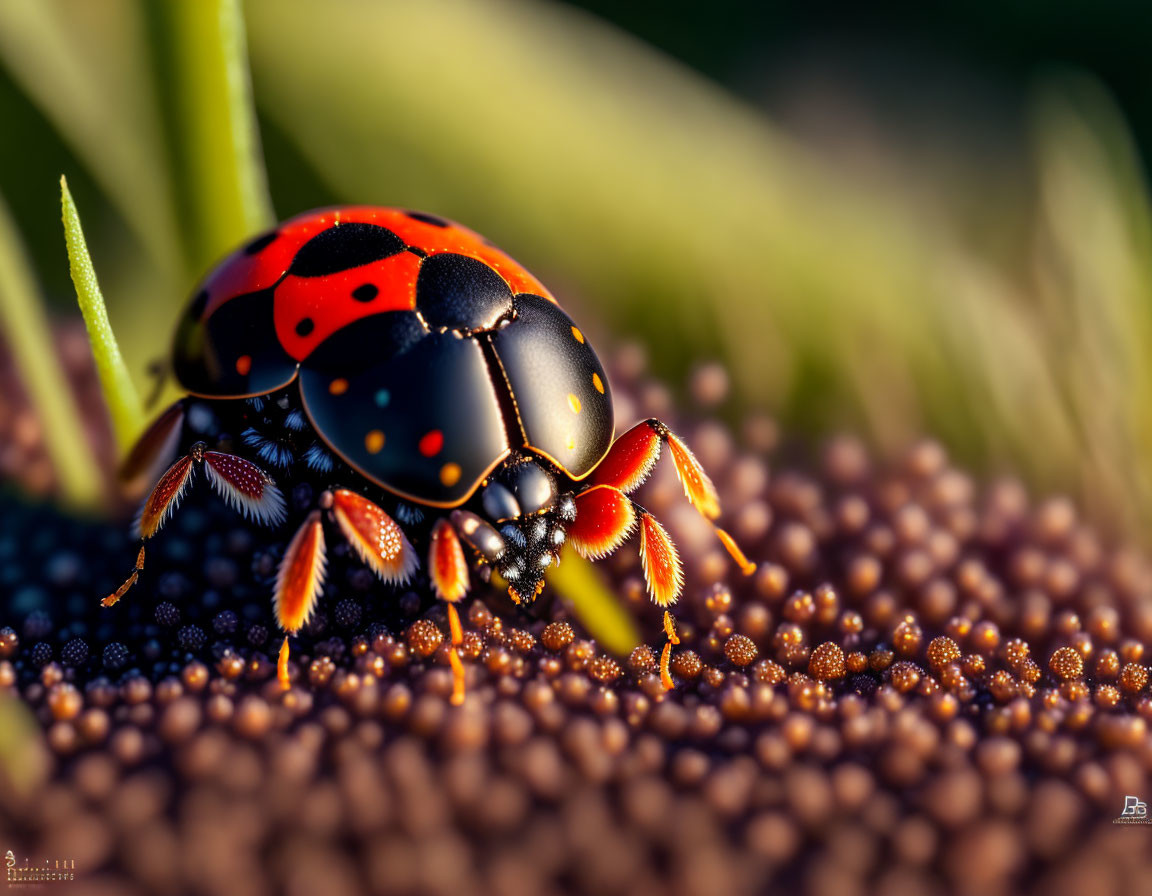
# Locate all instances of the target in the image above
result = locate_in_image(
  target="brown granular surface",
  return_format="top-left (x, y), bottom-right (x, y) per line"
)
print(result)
top-left (0, 344), bottom-right (1150, 895)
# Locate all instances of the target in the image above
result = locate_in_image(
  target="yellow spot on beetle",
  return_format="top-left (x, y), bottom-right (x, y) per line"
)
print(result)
top-left (440, 462), bottom-right (462, 487)
top-left (592, 372), bottom-right (604, 394)
top-left (329, 378), bottom-right (349, 395)
top-left (568, 393), bottom-right (581, 414)
top-left (365, 430), bottom-right (385, 454)
top-left (571, 326), bottom-right (584, 344)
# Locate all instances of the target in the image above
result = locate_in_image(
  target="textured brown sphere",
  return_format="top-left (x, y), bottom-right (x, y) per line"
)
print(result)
top-left (541, 621), bottom-right (575, 652)
top-left (892, 617), bottom-right (924, 655)
top-left (927, 636), bottom-right (961, 670)
top-left (406, 619), bottom-right (443, 657)
top-left (752, 659), bottom-right (786, 685)
top-left (889, 661), bottom-right (922, 693)
top-left (1049, 647), bottom-right (1084, 680)
top-left (588, 656), bottom-right (622, 683)
top-left (671, 650), bottom-right (704, 680)
top-left (724, 634), bottom-right (759, 667)
top-left (808, 642), bottom-right (846, 680)
top-left (1119, 663), bottom-right (1148, 694)
top-left (629, 645), bottom-right (657, 674)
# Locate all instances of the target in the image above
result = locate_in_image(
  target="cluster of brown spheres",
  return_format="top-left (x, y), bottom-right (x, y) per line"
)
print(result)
top-left (0, 339), bottom-right (1149, 895)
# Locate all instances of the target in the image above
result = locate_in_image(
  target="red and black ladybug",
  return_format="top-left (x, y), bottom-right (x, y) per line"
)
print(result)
top-left (108, 207), bottom-right (753, 700)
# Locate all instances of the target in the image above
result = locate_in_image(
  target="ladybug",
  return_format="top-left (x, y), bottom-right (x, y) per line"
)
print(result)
top-left (108, 207), bottom-right (753, 700)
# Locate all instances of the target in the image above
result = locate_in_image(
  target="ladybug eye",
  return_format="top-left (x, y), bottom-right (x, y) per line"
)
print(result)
top-left (508, 463), bottom-right (555, 515)
top-left (482, 482), bottom-right (520, 522)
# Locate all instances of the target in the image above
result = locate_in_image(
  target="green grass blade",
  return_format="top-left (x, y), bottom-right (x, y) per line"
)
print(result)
top-left (547, 547), bottom-right (641, 657)
top-left (0, 188), bottom-right (101, 508)
top-left (61, 175), bottom-right (143, 452)
top-left (145, 0), bottom-right (274, 273)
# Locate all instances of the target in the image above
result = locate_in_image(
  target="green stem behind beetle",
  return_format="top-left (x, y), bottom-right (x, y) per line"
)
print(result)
top-left (61, 176), bottom-right (143, 453)
top-left (547, 547), bottom-right (641, 657)
top-left (145, 0), bottom-right (274, 275)
top-left (0, 189), bottom-right (101, 508)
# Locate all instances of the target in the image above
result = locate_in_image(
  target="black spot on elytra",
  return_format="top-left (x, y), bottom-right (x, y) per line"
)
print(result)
top-left (289, 223), bottom-right (405, 277)
top-left (295, 317), bottom-right (315, 337)
top-left (352, 284), bottom-right (378, 303)
top-left (243, 230), bottom-right (279, 255)
top-left (189, 290), bottom-right (209, 319)
top-left (416, 253), bottom-right (512, 331)
top-left (405, 211), bottom-right (449, 228)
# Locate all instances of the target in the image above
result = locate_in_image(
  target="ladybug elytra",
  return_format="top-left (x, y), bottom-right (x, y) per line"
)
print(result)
top-left (108, 207), bottom-right (753, 700)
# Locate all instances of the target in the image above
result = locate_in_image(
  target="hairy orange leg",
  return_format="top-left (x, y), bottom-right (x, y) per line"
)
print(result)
top-left (592, 418), bottom-right (754, 575)
top-left (429, 519), bottom-right (469, 703)
top-left (202, 451), bottom-right (287, 526)
top-left (638, 513), bottom-right (682, 607)
top-left (106, 443), bottom-right (285, 610)
top-left (328, 488), bottom-right (417, 584)
top-left (275, 511), bottom-right (327, 690)
top-left (566, 485), bottom-right (636, 560)
top-left (568, 484), bottom-right (683, 606)
top-left (103, 452), bottom-right (195, 607)
top-left (273, 490), bottom-right (418, 691)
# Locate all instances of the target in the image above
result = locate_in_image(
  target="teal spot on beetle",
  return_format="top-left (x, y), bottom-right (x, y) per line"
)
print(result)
top-left (374, 389), bottom-right (391, 408)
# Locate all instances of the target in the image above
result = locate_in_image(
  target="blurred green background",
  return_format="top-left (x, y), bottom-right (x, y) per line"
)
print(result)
top-left (2, 0), bottom-right (1152, 540)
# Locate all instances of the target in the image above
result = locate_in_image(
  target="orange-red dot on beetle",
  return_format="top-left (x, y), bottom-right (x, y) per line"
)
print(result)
top-left (419, 430), bottom-right (444, 457)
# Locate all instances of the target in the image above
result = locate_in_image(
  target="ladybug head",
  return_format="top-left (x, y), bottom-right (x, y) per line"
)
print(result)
top-left (452, 456), bottom-right (577, 603)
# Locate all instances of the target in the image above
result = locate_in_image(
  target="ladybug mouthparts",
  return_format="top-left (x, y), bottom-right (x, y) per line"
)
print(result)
top-left (450, 456), bottom-right (576, 603)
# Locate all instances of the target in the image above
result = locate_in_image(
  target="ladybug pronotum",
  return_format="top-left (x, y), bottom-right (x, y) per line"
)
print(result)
top-left (108, 207), bottom-right (754, 701)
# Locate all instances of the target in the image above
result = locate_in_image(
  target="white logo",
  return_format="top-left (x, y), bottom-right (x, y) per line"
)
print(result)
top-left (1114, 795), bottom-right (1151, 824)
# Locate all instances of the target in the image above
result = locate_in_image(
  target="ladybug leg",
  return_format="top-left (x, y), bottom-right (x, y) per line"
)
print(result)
top-left (636, 508), bottom-right (683, 608)
top-left (104, 443), bottom-right (285, 608)
top-left (566, 485), bottom-right (637, 561)
top-left (592, 419), bottom-right (755, 576)
top-left (102, 544), bottom-right (147, 609)
top-left (324, 488), bottom-right (418, 584)
top-left (118, 400), bottom-right (185, 499)
top-left (275, 490), bottom-right (421, 692)
top-left (199, 448), bottom-right (288, 527)
top-left (659, 610), bottom-right (680, 691)
top-left (274, 511), bottom-right (327, 690)
top-left (567, 484), bottom-right (684, 607)
top-left (445, 603), bottom-right (467, 707)
top-left (429, 519), bottom-right (470, 705)
top-left (102, 450), bottom-right (196, 607)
